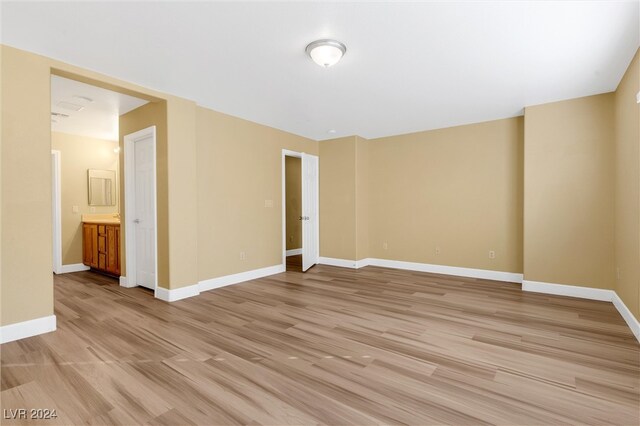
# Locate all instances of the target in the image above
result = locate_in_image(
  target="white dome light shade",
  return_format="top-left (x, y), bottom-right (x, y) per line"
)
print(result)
top-left (305, 39), bottom-right (346, 68)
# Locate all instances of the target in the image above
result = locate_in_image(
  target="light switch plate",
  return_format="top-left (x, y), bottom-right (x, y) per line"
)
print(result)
top-left (72, 205), bottom-right (79, 214)
top-left (264, 199), bottom-right (273, 208)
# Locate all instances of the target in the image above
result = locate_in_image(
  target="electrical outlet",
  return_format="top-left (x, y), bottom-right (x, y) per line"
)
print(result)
top-left (489, 250), bottom-right (496, 259)
top-left (90, 207), bottom-right (96, 213)
top-left (435, 247), bottom-right (441, 255)
top-left (383, 242), bottom-right (388, 250)
top-left (240, 251), bottom-right (246, 261)
top-left (72, 205), bottom-right (79, 214)
top-left (616, 267), bottom-right (621, 280)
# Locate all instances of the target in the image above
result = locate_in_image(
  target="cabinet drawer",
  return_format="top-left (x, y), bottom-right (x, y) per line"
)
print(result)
top-left (98, 236), bottom-right (106, 253)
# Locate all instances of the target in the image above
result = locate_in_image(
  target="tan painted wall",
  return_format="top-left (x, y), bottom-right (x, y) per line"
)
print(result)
top-left (319, 136), bottom-right (357, 260)
top-left (285, 156), bottom-right (302, 250)
top-left (52, 132), bottom-right (119, 265)
top-left (368, 118), bottom-right (524, 273)
top-left (195, 107), bottom-right (317, 281)
top-left (355, 136), bottom-right (370, 260)
top-left (118, 101), bottom-right (169, 287)
top-left (614, 49), bottom-right (640, 320)
top-left (1, 45), bottom-right (54, 326)
top-left (1, 44), bottom-right (197, 326)
top-left (524, 94), bottom-right (615, 289)
top-left (166, 98), bottom-right (199, 289)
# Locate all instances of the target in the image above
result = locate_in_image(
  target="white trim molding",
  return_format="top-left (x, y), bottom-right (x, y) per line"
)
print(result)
top-left (612, 293), bottom-right (640, 342)
top-left (155, 284), bottom-right (200, 302)
top-left (318, 257), bottom-right (359, 269)
top-left (522, 280), bottom-right (613, 301)
top-left (0, 315), bottom-right (57, 344)
top-left (200, 264), bottom-right (285, 292)
top-left (286, 248), bottom-right (302, 256)
top-left (58, 263), bottom-right (90, 274)
top-left (320, 257), bottom-right (523, 283)
top-left (51, 150), bottom-right (62, 275)
top-left (153, 264), bottom-right (287, 303)
top-left (367, 258), bottom-right (523, 283)
top-left (523, 280), bottom-right (640, 343)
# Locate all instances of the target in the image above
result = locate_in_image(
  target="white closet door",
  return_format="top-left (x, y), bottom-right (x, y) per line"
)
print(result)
top-left (133, 135), bottom-right (156, 289)
top-left (301, 153), bottom-right (319, 272)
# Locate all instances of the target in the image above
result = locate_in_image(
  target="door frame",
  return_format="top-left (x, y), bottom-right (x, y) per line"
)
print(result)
top-left (281, 149), bottom-right (319, 269)
top-left (123, 126), bottom-right (158, 292)
top-left (51, 150), bottom-right (62, 274)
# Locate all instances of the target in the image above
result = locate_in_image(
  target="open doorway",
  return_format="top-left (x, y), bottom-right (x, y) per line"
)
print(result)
top-left (282, 149), bottom-right (320, 272)
top-left (285, 156), bottom-right (303, 271)
top-left (50, 75), bottom-right (148, 281)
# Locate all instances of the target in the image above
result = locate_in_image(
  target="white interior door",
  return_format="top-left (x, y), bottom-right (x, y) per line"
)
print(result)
top-left (124, 127), bottom-right (157, 290)
top-left (131, 133), bottom-right (156, 289)
top-left (301, 153), bottom-right (319, 271)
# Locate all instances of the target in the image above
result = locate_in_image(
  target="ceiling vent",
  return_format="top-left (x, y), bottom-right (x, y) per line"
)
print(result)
top-left (72, 95), bottom-right (94, 103)
top-left (57, 101), bottom-right (84, 112)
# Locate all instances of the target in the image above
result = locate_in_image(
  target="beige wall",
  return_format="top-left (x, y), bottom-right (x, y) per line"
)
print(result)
top-left (355, 136), bottom-right (370, 260)
top-left (614, 49), bottom-right (640, 320)
top-left (0, 44), bottom-right (196, 326)
top-left (118, 101), bottom-right (169, 287)
top-left (166, 98), bottom-right (199, 289)
top-left (285, 156), bottom-right (302, 250)
top-left (1, 45), bottom-right (53, 326)
top-left (524, 94), bottom-right (615, 289)
top-left (196, 107), bottom-right (317, 281)
top-left (368, 118), bottom-right (524, 273)
top-left (319, 136), bottom-right (357, 260)
top-left (52, 132), bottom-right (119, 265)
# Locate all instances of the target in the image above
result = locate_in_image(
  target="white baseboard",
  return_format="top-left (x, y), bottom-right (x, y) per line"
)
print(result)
top-left (155, 284), bottom-right (200, 302)
top-left (612, 293), bottom-right (640, 342)
top-left (144, 264), bottom-right (288, 303)
top-left (523, 280), bottom-right (639, 343)
top-left (522, 280), bottom-right (614, 301)
top-left (0, 315), bottom-right (57, 344)
top-left (119, 275), bottom-right (136, 288)
top-left (58, 263), bottom-right (90, 274)
top-left (320, 256), bottom-right (523, 283)
top-left (318, 257), bottom-right (359, 269)
top-left (199, 264), bottom-right (285, 292)
top-left (367, 258), bottom-right (523, 283)
top-left (286, 248), bottom-right (302, 256)
top-left (356, 258), bottom-right (371, 268)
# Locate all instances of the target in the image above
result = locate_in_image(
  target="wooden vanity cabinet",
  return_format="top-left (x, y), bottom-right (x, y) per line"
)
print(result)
top-left (82, 223), bottom-right (120, 276)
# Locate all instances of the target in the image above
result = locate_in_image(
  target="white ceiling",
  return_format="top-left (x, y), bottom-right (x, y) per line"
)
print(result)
top-left (3, 1), bottom-right (639, 141)
top-left (51, 75), bottom-right (148, 141)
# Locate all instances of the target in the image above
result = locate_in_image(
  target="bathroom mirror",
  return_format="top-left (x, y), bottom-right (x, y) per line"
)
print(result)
top-left (88, 169), bottom-right (116, 206)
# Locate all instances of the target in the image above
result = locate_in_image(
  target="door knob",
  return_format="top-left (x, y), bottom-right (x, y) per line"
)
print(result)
top-left (133, 219), bottom-right (140, 224)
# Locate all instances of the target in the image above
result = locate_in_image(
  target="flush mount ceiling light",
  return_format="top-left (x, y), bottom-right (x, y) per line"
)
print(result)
top-left (305, 39), bottom-right (346, 68)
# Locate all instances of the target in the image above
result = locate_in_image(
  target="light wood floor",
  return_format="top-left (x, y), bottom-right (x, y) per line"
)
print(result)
top-left (1, 263), bottom-right (638, 425)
